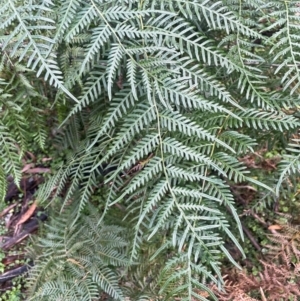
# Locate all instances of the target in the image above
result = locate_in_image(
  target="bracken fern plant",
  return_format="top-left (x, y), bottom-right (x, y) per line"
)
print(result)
top-left (1, 0), bottom-right (300, 300)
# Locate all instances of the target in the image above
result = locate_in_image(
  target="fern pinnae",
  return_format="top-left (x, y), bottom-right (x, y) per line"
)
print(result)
top-left (127, 58), bottom-right (138, 99)
top-left (87, 83), bottom-right (142, 150)
top-left (136, 180), bottom-right (169, 225)
top-left (0, 125), bottom-right (22, 185)
top-left (154, 78), bottom-right (173, 110)
top-left (91, 104), bottom-right (157, 174)
top-left (27, 203), bottom-right (128, 301)
top-left (2, 1), bottom-right (80, 103)
top-left (113, 157), bottom-right (163, 205)
top-left (167, 166), bottom-right (219, 187)
top-left (54, 0), bottom-right (84, 41)
top-left (276, 141), bottom-right (300, 195)
top-left (111, 133), bottom-right (159, 170)
top-left (178, 34), bottom-right (240, 72)
top-left (172, 188), bottom-right (222, 205)
top-left (224, 109), bottom-right (300, 131)
top-left (178, 58), bottom-right (243, 110)
top-left (234, 59), bottom-right (272, 109)
top-left (160, 77), bottom-right (241, 116)
top-left (212, 152), bottom-right (248, 183)
top-left (163, 137), bottom-right (226, 175)
top-left (181, 0), bottom-right (250, 35)
top-left (68, 69), bottom-right (107, 116)
top-left (75, 179), bottom-right (96, 220)
top-left (148, 198), bottom-right (176, 241)
top-left (267, 1), bottom-right (300, 95)
top-left (48, 0), bottom-right (81, 41)
top-left (160, 110), bottom-right (235, 152)
top-left (65, 5), bottom-right (98, 42)
top-left (219, 131), bottom-right (257, 154)
top-left (158, 254), bottom-right (218, 300)
top-left (80, 24), bottom-right (112, 75)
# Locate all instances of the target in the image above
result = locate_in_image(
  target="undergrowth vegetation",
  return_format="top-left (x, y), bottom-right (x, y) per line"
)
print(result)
top-left (212, 216), bottom-right (300, 300)
top-left (1, 0), bottom-right (300, 300)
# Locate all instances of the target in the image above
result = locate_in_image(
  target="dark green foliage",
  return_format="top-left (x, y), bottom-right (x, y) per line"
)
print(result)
top-left (1, 0), bottom-right (300, 300)
top-left (26, 202), bottom-right (129, 301)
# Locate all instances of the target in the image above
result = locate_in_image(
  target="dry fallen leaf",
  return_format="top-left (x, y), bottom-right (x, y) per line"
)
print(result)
top-left (24, 167), bottom-right (51, 174)
top-left (268, 224), bottom-right (282, 230)
top-left (41, 157), bottom-right (52, 162)
top-left (21, 163), bottom-right (35, 173)
top-left (16, 201), bottom-right (37, 227)
top-left (0, 203), bottom-right (17, 219)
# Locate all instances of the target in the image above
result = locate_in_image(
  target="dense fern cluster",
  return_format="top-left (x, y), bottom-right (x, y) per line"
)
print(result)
top-left (1, 0), bottom-right (300, 300)
top-left (26, 202), bottom-right (129, 301)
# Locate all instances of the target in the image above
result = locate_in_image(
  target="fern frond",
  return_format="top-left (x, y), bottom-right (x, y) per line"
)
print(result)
top-left (0, 0), bottom-right (78, 102)
top-left (0, 124), bottom-right (22, 188)
top-left (266, 1), bottom-right (300, 95)
top-left (157, 253), bottom-right (218, 301)
top-left (3, 1), bottom-right (300, 300)
top-left (27, 202), bottom-right (129, 301)
top-left (160, 110), bottom-right (234, 152)
top-left (80, 24), bottom-right (112, 74)
top-left (276, 139), bottom-right (300, 195)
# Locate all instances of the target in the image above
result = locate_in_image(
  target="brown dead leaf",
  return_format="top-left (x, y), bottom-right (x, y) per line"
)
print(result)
top-left (0, 203), bottom-right (17, 219)
top-left (26, 151), bottom-right (36, 162)
top-left (24, 167), bottom-right (51, 174)
top-left (268, 224), bottom-right (282, 230)
top-left (41, 157), bottom-right (52, 162)
top-left (21, 163), bottom-right (35, 173)
top-left (260, 287), bottom-right (267, 301)
top-left (16, 201), bottom-right (37, 227)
